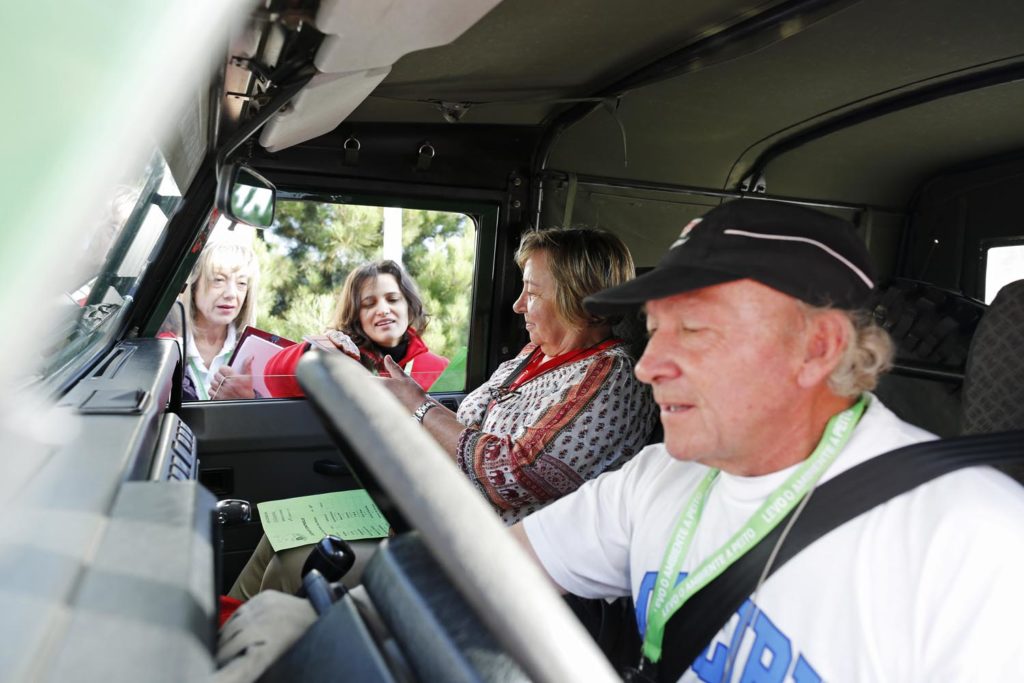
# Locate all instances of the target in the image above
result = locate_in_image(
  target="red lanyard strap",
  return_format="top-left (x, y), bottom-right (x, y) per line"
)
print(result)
top-left (481, 339), bottom-right (620, 423)
top-left (507, 339), bottom-right (620, 393)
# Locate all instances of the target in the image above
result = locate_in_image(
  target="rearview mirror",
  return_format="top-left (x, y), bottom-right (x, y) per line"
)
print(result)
top-left (216, 165), bottom-right (276, 228)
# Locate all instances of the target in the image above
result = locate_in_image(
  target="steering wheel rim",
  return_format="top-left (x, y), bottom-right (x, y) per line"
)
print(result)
top-left (296, 350), bottom-right (621, 683)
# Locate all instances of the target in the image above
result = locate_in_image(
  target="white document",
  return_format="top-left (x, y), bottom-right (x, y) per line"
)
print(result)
top-left (231, 334), bottom-right (287, 396)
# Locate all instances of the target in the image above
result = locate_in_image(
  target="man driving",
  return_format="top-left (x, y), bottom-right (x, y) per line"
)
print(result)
top-left (512, 199), bottom-right (1024, 681)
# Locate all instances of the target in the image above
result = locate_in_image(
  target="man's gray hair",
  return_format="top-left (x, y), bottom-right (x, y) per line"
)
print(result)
top-left (803, 305), bottom-right (893, 397)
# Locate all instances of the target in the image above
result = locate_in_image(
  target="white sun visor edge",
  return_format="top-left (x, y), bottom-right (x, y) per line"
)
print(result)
top-left (313, 0), bottom-right (503, 74)
top-left (260, 0), bottom-right (503, 153)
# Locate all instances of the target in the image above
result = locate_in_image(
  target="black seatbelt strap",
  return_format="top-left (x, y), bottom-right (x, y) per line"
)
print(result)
top-left (655, 429), bottom-right (1024, 682)
top-left (479, 349), bottom-right (536, 424)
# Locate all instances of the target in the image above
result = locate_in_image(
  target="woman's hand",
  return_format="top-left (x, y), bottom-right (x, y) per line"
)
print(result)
top-left (326, 330), bottom-right (361, 360)
top-left (379, 355), bottom-right (426, 412)
top-left (212, 358), bottom-right (256, 400)
top-left (380, 355), bottom-right (463, 459)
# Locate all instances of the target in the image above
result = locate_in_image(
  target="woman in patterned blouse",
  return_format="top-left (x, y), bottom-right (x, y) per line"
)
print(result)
top-left (229, 228), bottom-right (657, 598)
top-left (382, 227), bottom-right (658, 524)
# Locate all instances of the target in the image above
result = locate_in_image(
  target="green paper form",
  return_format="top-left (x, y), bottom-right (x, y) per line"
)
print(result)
top-left (257, 490), bottom-right (390, 552)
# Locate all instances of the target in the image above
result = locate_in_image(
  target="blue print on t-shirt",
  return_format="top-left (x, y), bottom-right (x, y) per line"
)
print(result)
top-left (692, 599), bottom-right (755, 681)
top-left (636, 571), bottom-right (822, 683)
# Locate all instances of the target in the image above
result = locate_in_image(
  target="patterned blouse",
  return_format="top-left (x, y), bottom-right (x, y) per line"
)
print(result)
top-left (455, 342), bottom-right (657, 524)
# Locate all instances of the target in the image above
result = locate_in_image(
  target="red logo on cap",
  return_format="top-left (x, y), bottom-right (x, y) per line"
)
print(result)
top-left (671, 218), bottom-right (702, 249)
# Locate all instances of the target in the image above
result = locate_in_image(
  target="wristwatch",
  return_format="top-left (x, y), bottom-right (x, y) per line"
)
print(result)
top-left (413, 399), bottom-right (439, 424)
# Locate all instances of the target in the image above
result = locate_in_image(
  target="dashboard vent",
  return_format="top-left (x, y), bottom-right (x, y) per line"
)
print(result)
top-left (167, 420), bottom-right (197, 480)
top-left (151, 415), bottom-right (198, 481)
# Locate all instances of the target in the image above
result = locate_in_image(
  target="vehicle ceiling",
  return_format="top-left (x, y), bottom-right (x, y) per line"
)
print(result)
top-left (339, 0), bottom-right (1024, 210)
top-left (224, 0), bottom-right (1024, 270)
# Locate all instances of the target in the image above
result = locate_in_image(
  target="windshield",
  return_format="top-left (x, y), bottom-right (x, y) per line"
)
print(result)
top-left (39, 150), bottom-right (182, 385)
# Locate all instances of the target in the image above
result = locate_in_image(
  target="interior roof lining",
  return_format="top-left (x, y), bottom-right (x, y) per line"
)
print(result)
top-left (731, 57), bottom-right (1024, 189)
top-left (531, 0), bottom-right (858, 170)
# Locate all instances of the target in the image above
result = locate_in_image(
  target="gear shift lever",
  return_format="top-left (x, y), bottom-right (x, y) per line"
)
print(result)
top-left (301, 535), bottom-right (356, 583)
top-left (297, 536), bottom-right (357, 613)
top-left (215, 498), bottom-right (252, 526)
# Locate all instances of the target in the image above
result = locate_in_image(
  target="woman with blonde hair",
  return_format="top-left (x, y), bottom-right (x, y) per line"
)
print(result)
top-left (381, 227), bottom-right (657, 523)
top-left (181, 240), bottom-right (260, 400)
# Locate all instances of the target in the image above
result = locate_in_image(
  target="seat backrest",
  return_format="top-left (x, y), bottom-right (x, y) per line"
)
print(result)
top-left (870, 278), bottom-right (984, 437)
top-left (961, 279), bottom-right (1024, 435)
top-left (611, 309), bottom-right (647, 363)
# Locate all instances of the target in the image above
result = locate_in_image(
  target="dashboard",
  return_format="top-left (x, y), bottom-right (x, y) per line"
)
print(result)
top-left (0, 338), bottom-right (217, 681)
top-left (2, 335), bottom-right (603, 682)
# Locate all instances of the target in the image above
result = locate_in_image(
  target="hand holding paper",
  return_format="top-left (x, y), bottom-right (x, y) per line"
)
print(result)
top-left (212, 357), bottom-right (255, 400)
top-left (228, 326), bottom-right (296, 397)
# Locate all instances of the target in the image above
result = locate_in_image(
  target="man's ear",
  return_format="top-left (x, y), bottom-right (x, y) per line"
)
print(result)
top-left (796, 310), bottom-right (850, 389)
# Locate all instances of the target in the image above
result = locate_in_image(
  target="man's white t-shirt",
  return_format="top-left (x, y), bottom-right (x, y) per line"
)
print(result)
top-left (523, 396), bottom-right (1024, 681)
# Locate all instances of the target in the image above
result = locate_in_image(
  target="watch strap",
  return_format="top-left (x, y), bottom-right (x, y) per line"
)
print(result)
top-left (413, 399), bottom-right (439, 423)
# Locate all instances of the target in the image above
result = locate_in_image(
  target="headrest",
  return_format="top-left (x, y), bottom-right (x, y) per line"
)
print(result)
top-left (962, 279), bottom-right (1024, 434)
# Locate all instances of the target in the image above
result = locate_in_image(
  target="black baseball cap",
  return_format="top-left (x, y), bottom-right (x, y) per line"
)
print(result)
top-left (584, 199), bottom-right (877, 314)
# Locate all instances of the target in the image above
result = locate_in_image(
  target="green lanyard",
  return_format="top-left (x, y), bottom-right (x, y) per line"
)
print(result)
top-left (188, 346), bottom-right (233, 401)
top-left (188, 357), bottom-right (211, 400)
top-left (641, 395), bottom-right (869, 664)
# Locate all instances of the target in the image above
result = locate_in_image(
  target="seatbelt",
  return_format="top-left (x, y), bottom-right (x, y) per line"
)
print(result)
top-left (653, 429), bottom-right (1024, 682)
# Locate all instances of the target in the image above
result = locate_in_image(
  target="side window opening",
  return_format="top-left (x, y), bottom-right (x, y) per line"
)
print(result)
top-left (982, 239), bottom-right (1024, 304)
top-left (172, 198), bottom-right (477, 401)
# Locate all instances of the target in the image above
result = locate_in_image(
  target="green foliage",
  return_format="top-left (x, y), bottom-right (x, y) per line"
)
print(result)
top-left (256, 200), bottom-right (476, 371)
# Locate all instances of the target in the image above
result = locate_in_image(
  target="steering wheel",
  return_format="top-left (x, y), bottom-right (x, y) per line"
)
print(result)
top-left (296, 351), bottom-right (620, 683)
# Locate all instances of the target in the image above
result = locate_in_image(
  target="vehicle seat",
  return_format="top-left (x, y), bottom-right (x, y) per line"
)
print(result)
top-left (611, 310), bottom-right (663, 447)
top-left (870, 278), bottom-right (984, 436)
top-left (960, 279), bottom-right (1024, 480)
top-left (612, 308), bottom-right (648, 362)
top-left (961, 279), bottom-right (1024, 433)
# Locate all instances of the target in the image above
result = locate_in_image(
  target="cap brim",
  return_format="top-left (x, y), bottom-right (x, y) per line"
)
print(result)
top-left (584, 266), bottom-right (740, 315)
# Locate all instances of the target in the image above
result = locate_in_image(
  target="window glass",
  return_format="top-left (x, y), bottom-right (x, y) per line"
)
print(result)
top-left (182, 199), bottom-right (476, 400)
top-left (984, 243), bottom-right (1024, 304)
top-left (43, 150), bottom-right (181, 383)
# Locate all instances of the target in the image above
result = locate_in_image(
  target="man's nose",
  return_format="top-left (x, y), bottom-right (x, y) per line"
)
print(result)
top-left (634, 331), bottom-right (678, 384)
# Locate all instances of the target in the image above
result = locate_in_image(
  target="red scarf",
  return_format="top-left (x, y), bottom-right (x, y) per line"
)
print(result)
top-left (506, 338), bottom-right (620, 393)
